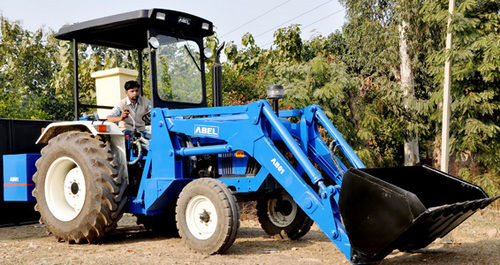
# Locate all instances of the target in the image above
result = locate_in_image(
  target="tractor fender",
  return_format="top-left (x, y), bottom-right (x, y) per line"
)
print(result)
top-left (35, 121), bottom-right (127, 180)
top-left (36, 121), bottom-right (123, 144)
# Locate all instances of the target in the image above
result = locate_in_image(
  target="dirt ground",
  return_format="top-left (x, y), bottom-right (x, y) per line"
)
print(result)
top-left (0, 208), bottom-right (498, 265)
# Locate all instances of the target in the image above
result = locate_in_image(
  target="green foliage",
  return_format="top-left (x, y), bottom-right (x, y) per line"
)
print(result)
top-left (273, 25), bottom-right (303, 62)
top-left (0, 2), bottom-right (497, 199)
top-left (0, 17), bottom-right (55, 120)
top-left (421, 0), bottom-right (499, 195)
top-left (0, 16), bottom-right (143, 121)
top-left (218, 0), bottom-right (498, 199)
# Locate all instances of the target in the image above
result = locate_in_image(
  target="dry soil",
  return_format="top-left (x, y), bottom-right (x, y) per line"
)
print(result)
top-left (0, 208), bottom-right (498, 265)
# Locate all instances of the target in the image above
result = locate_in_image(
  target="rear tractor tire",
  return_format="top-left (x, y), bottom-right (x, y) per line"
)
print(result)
top-left (176, 178), bottom-right (239, 254)
top-left (257, 191), bottom-right (313, 240)
top-left (32, 131), bottom-right (127, 243)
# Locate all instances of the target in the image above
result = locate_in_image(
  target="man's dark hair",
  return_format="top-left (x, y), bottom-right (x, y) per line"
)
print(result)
top-left (124, 80), bottom-right (140, 91)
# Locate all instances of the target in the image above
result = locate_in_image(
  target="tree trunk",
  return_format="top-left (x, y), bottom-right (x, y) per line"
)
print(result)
top-left (399, 20), bottom-right (420, 166)
top-left (433, 133), bottom-right (442, 169)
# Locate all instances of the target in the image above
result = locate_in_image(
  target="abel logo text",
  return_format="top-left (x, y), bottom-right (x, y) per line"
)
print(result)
top-left (194, 125), bottom-right (219, 137)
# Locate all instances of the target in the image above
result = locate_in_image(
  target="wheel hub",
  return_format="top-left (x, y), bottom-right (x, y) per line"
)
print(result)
top-left (186, 195), bottom-right (217, 240)
top-left (199, 210), bottom-right (211, 223)
top-left (267, 193), bottom-right (298, 228)
top-left (275, 199), bottom-right (293, 216)
top-left (45, 157), bottom-right (86, 222)
top-left (71, 182), bottom-right (79, 194)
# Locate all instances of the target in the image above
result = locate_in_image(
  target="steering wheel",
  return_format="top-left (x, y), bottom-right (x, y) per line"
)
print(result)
top-left (142, 111), bottom-right (151, 126)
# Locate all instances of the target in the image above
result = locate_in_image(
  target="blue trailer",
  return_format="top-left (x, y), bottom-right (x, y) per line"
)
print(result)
top-left (3, 9), bottom-right (498, 264)
top-left (0, 119), bottom-right (51, 225)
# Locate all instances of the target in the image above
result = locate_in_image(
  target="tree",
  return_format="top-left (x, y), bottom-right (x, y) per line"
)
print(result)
top-left (422, 0), bottom-right (499, 195)
top-left (340, 0), bottom-right (423, 166)
top-left (0, 16), bottom-right (55, 120)
top-left (399, 7), bottom-right (420, 166)
top-left (1, 5), bottom-right (497, 199)
top-left (0, 16), bottom-right (142, 121)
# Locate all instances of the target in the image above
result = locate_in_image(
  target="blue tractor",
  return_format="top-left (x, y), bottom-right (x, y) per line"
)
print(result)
top-left (3, 9), bottom-right (498, 264)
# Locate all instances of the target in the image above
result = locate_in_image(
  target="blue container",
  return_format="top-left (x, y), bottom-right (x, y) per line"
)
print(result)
top-left (3, 154), bottom-right (40, 201)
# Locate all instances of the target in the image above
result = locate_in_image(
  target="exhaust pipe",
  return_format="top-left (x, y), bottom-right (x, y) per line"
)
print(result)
top-left (212, 42), bottom-right (225, 107)
top-left (266, 85), bottom-right (284, 116)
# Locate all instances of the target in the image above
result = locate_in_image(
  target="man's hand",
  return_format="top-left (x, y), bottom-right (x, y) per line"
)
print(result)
top-left (107, 108), bottom-right (130, 123)
top-left (120, 109), bottom-right (130, 121)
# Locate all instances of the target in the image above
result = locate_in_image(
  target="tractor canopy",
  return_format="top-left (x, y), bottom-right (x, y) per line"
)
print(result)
top-left (55, 9), bottom-right (214, 50)
top-left (54, 9), bottom-right (216, 119)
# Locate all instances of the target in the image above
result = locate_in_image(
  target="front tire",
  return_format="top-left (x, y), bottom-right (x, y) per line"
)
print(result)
top-left (176, 178), bottom-right (239, 254)
top-left (257, 191), bottom-right (313, 240)
top-left (33, 131), bottom-right (127, 243)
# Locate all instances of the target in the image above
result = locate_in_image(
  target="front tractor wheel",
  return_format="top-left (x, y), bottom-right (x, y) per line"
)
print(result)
top-left (257, 191), bottom-right (313, 240)
top-left (176, 178), bottom-right (239, 254)
top-left (33, 131), bottom-right (127, 243)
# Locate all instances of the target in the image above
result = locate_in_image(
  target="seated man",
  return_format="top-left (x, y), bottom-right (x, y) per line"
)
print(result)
top-left (107, 80), bottom-right (151, 132)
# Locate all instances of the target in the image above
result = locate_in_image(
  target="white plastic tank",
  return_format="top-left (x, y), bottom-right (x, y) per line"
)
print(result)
top-left (91, 68), bottom-right (138, 119)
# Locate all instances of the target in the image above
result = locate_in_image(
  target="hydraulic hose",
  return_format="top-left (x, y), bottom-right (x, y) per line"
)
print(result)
top-left (329, 141), bottom-right (345, 175)
top-left (128, 138), bottom-right (147, 165)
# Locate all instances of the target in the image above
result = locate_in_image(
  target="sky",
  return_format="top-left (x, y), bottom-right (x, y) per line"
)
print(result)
top-left (0, 0), bottom-right (346, 49)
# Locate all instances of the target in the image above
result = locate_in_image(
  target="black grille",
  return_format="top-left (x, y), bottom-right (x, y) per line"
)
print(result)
top-left (220, 153), bottom-right (233, 175)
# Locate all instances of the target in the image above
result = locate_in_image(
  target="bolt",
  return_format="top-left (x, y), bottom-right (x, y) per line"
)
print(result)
top-left (332, 230), bottom-right (339, 239)
top-left (158, 121), bottom-right (163, 128)
top-left (152, 111), bottom-right (156, 118)
top-left (304, 198), bottom-right (312, 209)
top-left (329, 186), bottom-right (337, 196)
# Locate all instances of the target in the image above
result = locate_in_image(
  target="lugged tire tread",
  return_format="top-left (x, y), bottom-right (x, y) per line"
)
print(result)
top-left (32, 131), bottom-right (127, 243)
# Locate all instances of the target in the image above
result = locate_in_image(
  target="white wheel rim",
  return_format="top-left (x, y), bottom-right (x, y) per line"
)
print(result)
top-left (45, 157), bottom-right (86, 221)
top-left (186, 195), bottom-right (218, 240)
top-left (267, 193), bottom-right (297, 228)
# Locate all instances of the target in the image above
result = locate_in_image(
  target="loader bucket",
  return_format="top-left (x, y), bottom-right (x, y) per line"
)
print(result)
top-left (339, 165), bottom-right (499, 264)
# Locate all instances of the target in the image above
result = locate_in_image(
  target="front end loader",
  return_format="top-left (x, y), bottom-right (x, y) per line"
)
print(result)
top-left (3, 9), bottom-right (498, 264)
top-left (139, 98), bottom-right (497, 263)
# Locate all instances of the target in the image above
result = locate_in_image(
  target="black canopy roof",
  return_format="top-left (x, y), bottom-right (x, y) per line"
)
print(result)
top-left (55, 9), bottom-right (214, 50)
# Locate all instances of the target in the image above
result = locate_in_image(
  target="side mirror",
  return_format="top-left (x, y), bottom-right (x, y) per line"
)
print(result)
top-left (204, 47), bottom-right (213, 59)
top-left (148, 37), bottom-right (160, 49)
